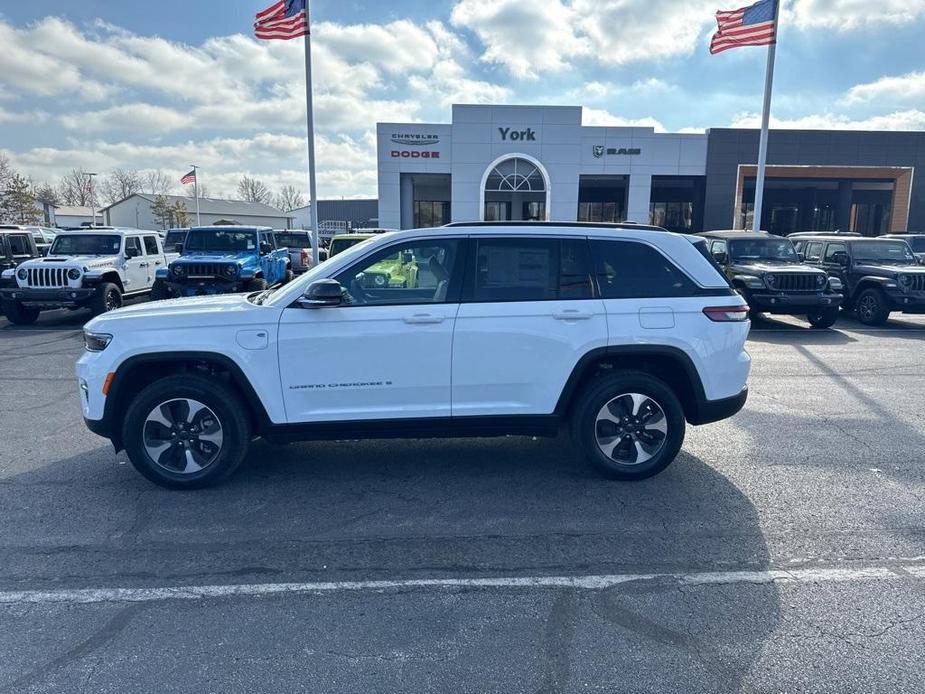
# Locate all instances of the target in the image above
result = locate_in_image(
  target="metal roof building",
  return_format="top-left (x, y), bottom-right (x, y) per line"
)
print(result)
top-left (101, 194), bottom-right (293, 230)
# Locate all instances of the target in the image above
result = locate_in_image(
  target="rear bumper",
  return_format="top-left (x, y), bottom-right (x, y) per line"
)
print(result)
top-left (749, 292), bottom-right (843, 313)
top-left (689, 387), bottom-right (748, 426)
top-left (0, 286), bottom-right (96, 306)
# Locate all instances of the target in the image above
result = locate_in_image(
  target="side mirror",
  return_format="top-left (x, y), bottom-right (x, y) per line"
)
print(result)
top-left (126, 247), bottom-right (140, 259)
top-left (832, 251), bottom-right (849, 266)
top-left (712, 251), bottom-right (728, 264)
top-left (174, 242), bottom-right (183, 253)
top-left (260, 242), bottom-right (272, 255)
top-left (402, 251), bottom-right (414, 264)
top-left (798, 252), bottom-right (806, 261)
top-left (298, 279), bottom-right (344, 308)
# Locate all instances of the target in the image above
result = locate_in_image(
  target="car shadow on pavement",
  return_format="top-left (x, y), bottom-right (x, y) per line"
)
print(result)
top-left (3, 436), bottom-right (780, 691)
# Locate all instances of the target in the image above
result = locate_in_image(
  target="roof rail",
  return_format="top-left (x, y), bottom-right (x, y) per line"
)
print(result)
top-left (442, 220), bottom-right (669, 232)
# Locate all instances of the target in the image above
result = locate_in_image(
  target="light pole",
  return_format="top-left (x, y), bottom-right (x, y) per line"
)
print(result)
top-left (190, 164), bottom-right (201, 226)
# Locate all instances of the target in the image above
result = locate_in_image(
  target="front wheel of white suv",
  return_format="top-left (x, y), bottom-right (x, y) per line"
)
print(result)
top-left (122, 374), bottom-right (252, 489)
top-left (571, 371), bottom-right (686, 480)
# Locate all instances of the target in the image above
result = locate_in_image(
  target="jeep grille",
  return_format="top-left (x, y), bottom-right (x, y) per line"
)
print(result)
top-left (908, 275), bottom-right (925, 292)
top-left (769, 273), bottom-right (818, 292)
top-left (184, 263), bottom-right (227, 279)
top-left (26, 267), bottom-right (68, 288)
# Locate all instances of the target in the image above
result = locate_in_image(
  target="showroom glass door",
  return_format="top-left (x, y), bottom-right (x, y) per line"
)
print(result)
top-left (484, 201), bottom-right (511, 221)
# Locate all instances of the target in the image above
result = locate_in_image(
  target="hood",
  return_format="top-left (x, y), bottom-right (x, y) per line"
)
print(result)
top-left (174, 252), bottom-right (251, 265)
top-left (85, 293), bottom-right (276, 333)
top-left (731, 261), bottom-right (824, 275)
top-left (854, 263), bottom-right (925, 275)
top-left (22, 255), bottom-right (119, 269)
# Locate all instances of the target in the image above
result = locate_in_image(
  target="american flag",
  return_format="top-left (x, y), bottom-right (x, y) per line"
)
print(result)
top-left (710, 0), bottom-right (778, 55)
top-left (180, 169), bottom-right (196, 185)
top-left (254, 0), bottom-right (309, 41)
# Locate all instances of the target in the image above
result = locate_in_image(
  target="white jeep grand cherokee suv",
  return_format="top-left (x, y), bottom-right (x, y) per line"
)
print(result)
top-left (76, 222), bottom-right (751, 489)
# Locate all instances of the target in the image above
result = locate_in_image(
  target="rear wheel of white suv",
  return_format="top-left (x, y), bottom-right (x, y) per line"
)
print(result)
top-left (571, 371), bottom-right (686, 480)
top-left (122, 374), bottom-right (251, 489)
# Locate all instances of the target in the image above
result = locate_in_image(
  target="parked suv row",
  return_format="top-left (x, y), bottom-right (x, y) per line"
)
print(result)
top-left (792, 236), bottom-right (925, 325)
top-left (77, 222), bottom-right (751, 489)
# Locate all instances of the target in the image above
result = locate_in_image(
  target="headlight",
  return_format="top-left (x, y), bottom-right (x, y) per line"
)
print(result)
top-left (172, 264), bottom-right (185, 277)
top-left (738, 276), bottom-right (764, 289)
top-left (83, 331), bottom-right (113, 352)
top-left (68, 268), bottom-right (81, 281)
top-left (764, 274), bottom-right (777, 289)
top-left (224, 264), bottom-right (239, 277)
top-left (898, 274), bottom-right (912, 291)
top-left (828, 276), bottom-right (843, 291)
top-left (815, 274), bottom-right (826, 287)
top-left (17, 268), bottom-right (27, 280)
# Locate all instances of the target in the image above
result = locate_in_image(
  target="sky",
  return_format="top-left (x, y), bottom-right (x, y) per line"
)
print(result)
top-left (1, 0), bottom-right (924, 201)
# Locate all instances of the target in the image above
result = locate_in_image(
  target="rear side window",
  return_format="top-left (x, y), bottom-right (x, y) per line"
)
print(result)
top-left (8, 234), bottom-right (31, 256)
top-left (143, 236), bottom-right (159, 255)
top-left (469, 238), bottom-right (593, 302)
top-left (592, 239), bottom-right (697, 299)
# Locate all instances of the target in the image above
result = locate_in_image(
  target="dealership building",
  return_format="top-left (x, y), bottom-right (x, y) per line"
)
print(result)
top-left (377, 104), bottom-right (924, 236)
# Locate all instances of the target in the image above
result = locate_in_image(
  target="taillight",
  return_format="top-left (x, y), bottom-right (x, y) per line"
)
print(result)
top-left (703, 306), bottom-right (750, 322)
top-left (300, 249), bottom-right (310, 266)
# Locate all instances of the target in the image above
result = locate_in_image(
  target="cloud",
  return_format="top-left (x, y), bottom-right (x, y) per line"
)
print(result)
top-left (582, 108), bottom-right (667, 132)
top-left (0, 107), bottom-right (48, 124)
top-left (59, 104), bottom-right (189, 133)
top-left (789, 0), bottom-right (925, 30)
top-left (844, 72), bottom-right (925, 104)
top-left (729, 109), bottom-right (925, 131)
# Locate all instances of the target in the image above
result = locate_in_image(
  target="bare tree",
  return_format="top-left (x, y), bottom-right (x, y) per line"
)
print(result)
top-left (141, 170), bottom-right (174, 197)
top-left (275, 185), bottom-right (305, 212)
top-left (59, 169), bottom-right (93, 206)
top-left (101, 168), bottom-right (142, 205)
top-left (237, 175), bottom-right (272, 205)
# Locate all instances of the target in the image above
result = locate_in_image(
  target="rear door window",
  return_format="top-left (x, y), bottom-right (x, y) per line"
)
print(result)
top-left (466, 238), bottom-right (594, 303)
top-left (591, 239), bottom-right (697, 299)
top-left (143, 236), bottom-right (159, 255)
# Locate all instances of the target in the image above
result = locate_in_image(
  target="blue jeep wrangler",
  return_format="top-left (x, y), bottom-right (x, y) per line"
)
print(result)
top-left (152, 225), bottom-right (291, 299)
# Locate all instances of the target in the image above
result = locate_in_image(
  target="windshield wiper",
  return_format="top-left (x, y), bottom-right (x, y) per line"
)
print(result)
top-left (253, 289), bottom-right (274, 305)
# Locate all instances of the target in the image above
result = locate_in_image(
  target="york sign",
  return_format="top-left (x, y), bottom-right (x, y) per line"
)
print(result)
top-left (498, 127), bottom-right (537, 142)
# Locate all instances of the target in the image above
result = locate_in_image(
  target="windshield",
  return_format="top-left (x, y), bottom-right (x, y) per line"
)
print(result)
top-left (853, 241), bottom-right (915, 264)
top-left (49, 234), bottom-right (121, 256)
top-left (275, 234), bottom-right (311, 248)
top-left (329, 237), bottom-right (372, 257)
top-left (165, 231), bottom-right (187, 245)
top-left (729, 238), bottom-right (798, 262)
top-left (904, 237), bottom-right (925, 252)
top-left (184, 229), bottom-right (257, 252)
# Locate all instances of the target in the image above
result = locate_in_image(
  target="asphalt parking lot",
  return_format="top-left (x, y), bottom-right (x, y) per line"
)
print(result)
top-left (1, 305), bottom-right (924, 693)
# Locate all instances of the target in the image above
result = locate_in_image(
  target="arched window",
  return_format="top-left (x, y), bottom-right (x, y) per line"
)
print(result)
top-left (480, 155), bottom-right (551, 222)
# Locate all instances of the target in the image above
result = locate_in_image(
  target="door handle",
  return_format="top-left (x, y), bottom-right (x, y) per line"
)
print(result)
top-left (138, 262), bottom-right (149, 267)
top-left (154, 260), bottom-right (162, 266)
top-left (403, 313), bottom-right (445, 324)
top-left (552, 310), bottom-right (593, 321)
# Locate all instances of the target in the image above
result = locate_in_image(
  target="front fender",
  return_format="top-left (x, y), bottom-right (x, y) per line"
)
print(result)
top-left (155, 267), bottom-right (169, 280)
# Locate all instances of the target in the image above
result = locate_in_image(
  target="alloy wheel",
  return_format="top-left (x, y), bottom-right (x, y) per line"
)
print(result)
top-left (105, 289), bottom-right (121, 312)
top-left (858, 295), bottom-right (877, 322)
top-left (594, 393), bottom-right (668, 465)
top-left (142, 398), bottom-right (224, 474)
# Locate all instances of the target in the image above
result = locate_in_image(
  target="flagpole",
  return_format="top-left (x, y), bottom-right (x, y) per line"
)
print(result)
top-left (303, 1), bottom-right (320, 264)
top-left (751, 0), bottom-right (780, 233)
top-left (191, 165), bottom-right (201, 226)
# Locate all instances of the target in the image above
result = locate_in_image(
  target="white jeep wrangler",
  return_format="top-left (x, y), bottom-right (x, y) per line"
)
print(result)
top-left (76, 222), bottom-right (751, 489)
top-left (0, 228), bottom-right (176, 325)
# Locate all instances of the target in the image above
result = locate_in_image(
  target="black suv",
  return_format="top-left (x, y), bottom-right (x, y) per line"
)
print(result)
top-left (701, 231), bottom-right (843, 328)
top-left (882, 233), bottom-right (925, 264)
top-left (0, 227), bottom-right (40, 276)
top-left (792, 236), bottom-right (925, 325)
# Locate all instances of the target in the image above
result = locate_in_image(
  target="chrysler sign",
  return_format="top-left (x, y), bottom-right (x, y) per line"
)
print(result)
top-left (391, 133), bottom-right (440, 146)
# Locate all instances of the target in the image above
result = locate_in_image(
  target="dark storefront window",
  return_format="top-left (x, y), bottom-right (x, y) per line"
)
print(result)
top-left (414, 201), bottom-right (451, 228)
top-left (578, 176), bottom-right (627, 223)
top-left (579, 201), bottom-right (622, 223)
top-left (649, 176), bottom-right (705, 233)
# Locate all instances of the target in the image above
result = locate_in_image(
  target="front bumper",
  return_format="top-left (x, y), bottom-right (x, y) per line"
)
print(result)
top-left (884, 291), bottom-right (925, 313)
top-left (749, 292), bottom-right (843, 313)
top-left (0, 286), bottom-right (96, 306)
top-left (166, 280), bottom-right (245, 296)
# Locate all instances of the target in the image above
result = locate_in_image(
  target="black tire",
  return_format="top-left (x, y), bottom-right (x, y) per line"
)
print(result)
top-left (282, 268), bottom-right (294, 285)
top-left (88, 282), bottom-right (122, 316)
top-left (122, 374), bottom-right (251, 489)
top-left (150, 279), bottom-right (169, 301)
top-left (1, 300), bottom-right (40, 325)
top-left (244, 277), bottom-right (267, 292)
top-left (855, 287), bottom-right (890, 326)
top-left (736, 287), bottom-right (762, 321)
top-left (570, 370), bottom-right (686, 480)
top-left (806, 306), bottom-right (839, 329)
